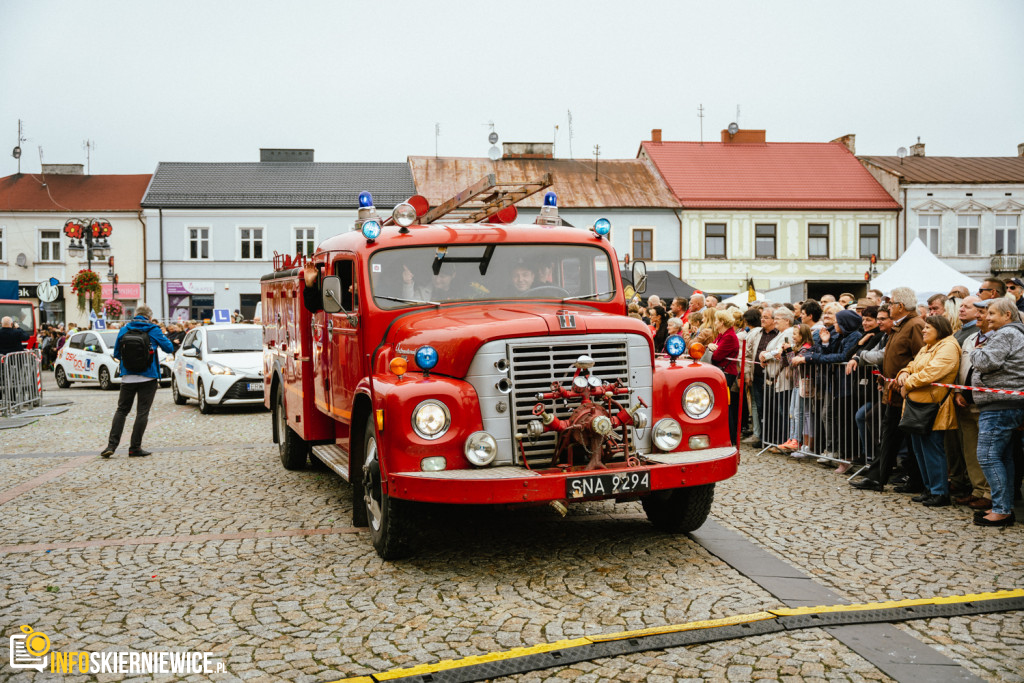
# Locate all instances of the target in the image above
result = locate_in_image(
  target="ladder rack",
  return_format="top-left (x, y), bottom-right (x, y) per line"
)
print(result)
top-left (422, 173), bottom-right (553, 224)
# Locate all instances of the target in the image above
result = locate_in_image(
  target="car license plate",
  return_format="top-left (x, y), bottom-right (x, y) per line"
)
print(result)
top-left (247, 382), bottom-right (264, 392)
top-left (566, 470), bottom-right (651, 499)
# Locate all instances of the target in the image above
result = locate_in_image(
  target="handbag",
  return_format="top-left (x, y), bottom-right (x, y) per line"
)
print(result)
top-left (899, 389), bottom-right (951, 435)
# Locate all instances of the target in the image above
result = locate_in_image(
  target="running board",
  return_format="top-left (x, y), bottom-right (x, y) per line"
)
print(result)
top-left (311, 445), bottom-right (350, 481)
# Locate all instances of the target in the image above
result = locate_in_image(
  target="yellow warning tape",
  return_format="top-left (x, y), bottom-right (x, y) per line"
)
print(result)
top-left (325, 589), bottom-right (1024, 683)
top-left (767, 589), bottom-right (1024, 616)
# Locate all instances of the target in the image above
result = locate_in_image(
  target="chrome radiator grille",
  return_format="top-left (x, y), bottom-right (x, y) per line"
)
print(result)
top-left (508, 339), bottom-right (631, 467)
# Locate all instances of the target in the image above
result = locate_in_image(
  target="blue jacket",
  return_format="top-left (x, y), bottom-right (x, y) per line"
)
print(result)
top-left (112, 317), bottom-right (174, 380)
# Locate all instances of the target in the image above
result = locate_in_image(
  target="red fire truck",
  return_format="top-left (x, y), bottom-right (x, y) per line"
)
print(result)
top-left (261, 190), bottom-right (738, 559)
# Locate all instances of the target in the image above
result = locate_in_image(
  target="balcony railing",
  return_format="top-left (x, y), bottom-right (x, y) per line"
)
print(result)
top-left (991, 253), bottom-right (1024, 274)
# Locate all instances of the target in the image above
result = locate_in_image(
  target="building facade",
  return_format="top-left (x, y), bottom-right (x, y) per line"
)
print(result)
top-left (0, 166), bottom-right (150, 326)
top-left (860, 143), bottom-right (1024, 280)
top-left (142, 151), bottom-right (416, 320)
top-left (640, 129), bottom-right (901, 298)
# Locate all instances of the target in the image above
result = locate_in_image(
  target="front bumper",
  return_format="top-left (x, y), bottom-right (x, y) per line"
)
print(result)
top-left (386, 447), bottom-right (738, 504)
top-left (208, 375), bottom-right (265, 405)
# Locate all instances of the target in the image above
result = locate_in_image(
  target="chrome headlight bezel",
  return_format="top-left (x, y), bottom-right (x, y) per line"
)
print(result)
top-left (464, 431), bottom-right (497, 466)
top-left (682, 382), bottom-right (714, 420)
top-left (652, 418), bottom-right (683, 451)
top-left (411, 400), bottom-right (450, 440)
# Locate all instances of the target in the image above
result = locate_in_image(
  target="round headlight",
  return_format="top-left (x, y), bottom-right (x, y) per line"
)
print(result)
top-left (412, 400), bottom-right (450, 439)
top-left (682, 382), bottom-right (714, 419)
top-left (593, 218), bottom-right (611, 236)
top-left (361, 220), bottom-right (381, 240)
top-left (465, 431), bottom-right (497, 466)
top-left (392, 202), bottom-right (417, 227)
top-left (652, 418), bottom-right (683, 451)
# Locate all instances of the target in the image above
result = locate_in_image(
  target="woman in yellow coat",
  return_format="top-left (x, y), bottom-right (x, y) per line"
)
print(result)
top-left (894, 315), bottom-right (961, 507)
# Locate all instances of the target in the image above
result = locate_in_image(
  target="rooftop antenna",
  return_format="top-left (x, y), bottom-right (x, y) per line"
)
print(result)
top-left (697, 104), bottom-right (705, 144)
top-left (553, 124), bottom-right (559, 157)
top-left (82, 139), bottom-right (95, 174)
top-left (593, 144), bottom-right (600, 181)
top-left (434, 123), bottom-right (440, 158)
top-left (37, 145), bottom-right (46, 186)
top-left (736, 104), bottom-right (741, 126)
top-left (567, 110), bottom-right (574, 159)
top-left (12, 119), bottom-right (26, 173)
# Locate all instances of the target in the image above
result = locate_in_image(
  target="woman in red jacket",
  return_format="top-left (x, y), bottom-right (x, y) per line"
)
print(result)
top-left (709, 309), bottom-right (740, 444)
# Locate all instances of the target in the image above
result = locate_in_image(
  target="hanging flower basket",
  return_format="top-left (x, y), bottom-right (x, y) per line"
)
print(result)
top-left (103, 298), bottom-right (124, 319)
top-left (70, 269), bottom-right (103, 313)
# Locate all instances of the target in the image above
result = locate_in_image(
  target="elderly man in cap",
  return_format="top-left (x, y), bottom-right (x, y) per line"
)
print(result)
top-left (1005, 277), bottom-right (1024, 317)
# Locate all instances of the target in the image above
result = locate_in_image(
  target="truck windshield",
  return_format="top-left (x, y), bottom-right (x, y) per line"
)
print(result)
top-left (0, 303), bottom-right (34, 331)
top-left (206, 328), bottom-right (263, 353)
top-left (369, 244), bottom-right (615, 310)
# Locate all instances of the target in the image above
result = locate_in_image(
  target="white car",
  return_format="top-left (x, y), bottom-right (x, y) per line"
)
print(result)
top-left (170, 324), bottom-right (266, 413)
top-left (54, 330), bottom-right (173, 390)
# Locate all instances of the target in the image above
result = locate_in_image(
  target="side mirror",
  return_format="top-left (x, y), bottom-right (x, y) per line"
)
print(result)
top-left (632, 260), bottom-right (648, 295)
top-left (322, 276), bottom-right (344, 314)
top-left (182, 348), bottom-right (198, 358)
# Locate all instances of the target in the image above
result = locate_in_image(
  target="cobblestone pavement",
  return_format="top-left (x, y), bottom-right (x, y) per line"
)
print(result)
top-left (1, 376), bottom-right (1021, 682)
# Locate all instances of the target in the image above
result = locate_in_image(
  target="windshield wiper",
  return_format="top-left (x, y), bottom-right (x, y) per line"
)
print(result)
top-left (375, 295), bottom-right (440, 307)
top-left (563, 290), bottom-right (615, 302)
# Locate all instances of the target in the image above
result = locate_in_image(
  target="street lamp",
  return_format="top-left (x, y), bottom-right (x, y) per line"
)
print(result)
top-left (64, 218), bottom-right (113, 313)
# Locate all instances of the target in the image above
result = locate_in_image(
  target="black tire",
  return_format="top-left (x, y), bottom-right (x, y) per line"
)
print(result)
top-left (171, 377), bottom-right (188, 405)
top-left (55, 366), bottom-right (71, 388)
top-left (641, 483), bottom-right (715, 533)
top-left (98, 366), bottom-right (113, 391)
top-left (276, 386), bottom-right (308, 471)
top-left (362, 416), bottom-right (415, 559)
top-left (198, 380), bottom-right (213, 414)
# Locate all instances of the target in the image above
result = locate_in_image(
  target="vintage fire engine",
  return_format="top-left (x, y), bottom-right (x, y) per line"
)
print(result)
top-left (261, 187), bottom-right (738, 559)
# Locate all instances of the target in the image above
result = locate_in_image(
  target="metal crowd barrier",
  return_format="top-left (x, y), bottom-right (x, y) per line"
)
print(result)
top-left (0, 350), bottom-right (44, 417)
top-left (754, 356), bottom-right (884, 476)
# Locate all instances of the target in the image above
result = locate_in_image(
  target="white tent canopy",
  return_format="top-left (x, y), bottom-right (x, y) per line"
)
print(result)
top-left (871, 238), bottom-right (982, 303)
top-left (720, 291), bottom-right (764, 310)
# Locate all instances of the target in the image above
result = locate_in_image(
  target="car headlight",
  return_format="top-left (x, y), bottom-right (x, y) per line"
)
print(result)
top-left (412, 400), bottom-right (450, 439)
top-left (208, 361), bottom-right (235, 375)
top-left (464, 431), bottom-right (497, 466)
top-left (682, 382), bottom-right (713, 419)
top-left (652, 418), bottom-right (683, 451)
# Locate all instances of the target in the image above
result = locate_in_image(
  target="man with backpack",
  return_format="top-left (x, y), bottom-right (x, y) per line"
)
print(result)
top-left (101, 305), bottom-right (174, 458)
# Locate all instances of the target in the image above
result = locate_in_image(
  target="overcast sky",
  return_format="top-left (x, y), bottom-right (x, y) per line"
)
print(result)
top-left (2, 0), bottom-right (1022, 176)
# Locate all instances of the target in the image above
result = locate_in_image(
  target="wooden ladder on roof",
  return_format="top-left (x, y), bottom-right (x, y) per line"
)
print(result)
top-left (421, 173), bottom-right (553, 224)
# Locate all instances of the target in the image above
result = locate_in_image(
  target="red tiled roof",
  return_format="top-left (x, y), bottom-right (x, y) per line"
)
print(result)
top-left (641, 141), bottom-right (901, 211)
top-left (0, 173), bottom-right (151, 212)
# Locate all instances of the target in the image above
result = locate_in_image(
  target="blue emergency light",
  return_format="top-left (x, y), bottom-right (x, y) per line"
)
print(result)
top-left (358, 191), bottom-right (374, 208)
top-left (361, 220), bottom-right (381, 240)
top-left (665, 335), bottom-right (685, 358)
top-left (594, 218), bottom-right (611, 236)
top-left (543, 191), bottom-right (557, 207)
top-left (416, 345), bottom-right (439, 371)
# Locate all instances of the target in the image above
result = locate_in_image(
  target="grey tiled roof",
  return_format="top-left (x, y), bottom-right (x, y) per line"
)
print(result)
top-left (141, 162), bottom-right (417, 208)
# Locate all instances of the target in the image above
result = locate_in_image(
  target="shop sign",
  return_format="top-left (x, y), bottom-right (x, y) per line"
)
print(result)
top-left (101, 283), bottom-right (142, 299)
top-left (166, 281), bottom-right (214, 295)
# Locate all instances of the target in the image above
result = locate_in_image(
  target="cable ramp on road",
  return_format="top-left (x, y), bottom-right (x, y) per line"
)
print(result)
top-left (329, 589), bottom-right (1024, 683)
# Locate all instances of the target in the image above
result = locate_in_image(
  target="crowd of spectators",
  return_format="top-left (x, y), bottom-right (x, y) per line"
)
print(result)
top-left (635, 278), bottom-right (1024, 529)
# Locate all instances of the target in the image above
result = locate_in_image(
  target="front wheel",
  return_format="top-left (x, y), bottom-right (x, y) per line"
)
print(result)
top-left (55, 366), bottom-right (71, 388)
top-left (363, 416), bottom-right (416, 560)
top-left (198, 380), bottom-right (213, 414)
top-left (276, 386), bottom-right (308, 470)
top-left (171, 377), bottom-right (188, 405)
top-left (641, 484), bottom-right (715, 533)
top-left (98, 366), bottom-right (113, 391)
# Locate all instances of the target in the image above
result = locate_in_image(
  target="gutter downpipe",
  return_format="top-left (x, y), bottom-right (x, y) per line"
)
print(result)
top-left (137, 209), bottom-right (146, 313)
top-left (901, 186), bottom-right (907, 256)
top-left (675, 207), bottom-right (684, 281)
top-left (159, 208), bottom-right (165, 319)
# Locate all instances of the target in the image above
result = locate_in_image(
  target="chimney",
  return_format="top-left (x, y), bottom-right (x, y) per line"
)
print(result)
top-left (720, 128), bottom-right (766, 144)
top-left (502, 142), bottom-right (553, 160)
top-left (1018, 143), bottom-right (1024, 157)
top-left (41, 163), bottom-right (84, 175)
top-left (910, 138), bottom-right (925, 157)
top-left (651, 129), bottom-right (662, 143)
top-left (260, 148), bottom-right (314, 162)
top-left (830, 134), bottom-right (856, 154)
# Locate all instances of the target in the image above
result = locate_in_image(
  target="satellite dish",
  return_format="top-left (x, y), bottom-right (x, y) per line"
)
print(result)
top-left (488, 131), bottom-right (499, 145)
top-left (897, 147), bottom-right (908, 158)
top-left (488, 145), bottom-right (501, 161)
top-left (16, 253), bottom-right (28, 267)
top-left (727, 122), bottom-right (739, 136)
top-left (12, 146), bottom-right (21, 159)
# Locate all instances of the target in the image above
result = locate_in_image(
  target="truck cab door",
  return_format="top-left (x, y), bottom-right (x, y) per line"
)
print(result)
top-left (312, 256), bottom-right (332, 418)
top-left (328, 258), bottom-right (360, 428)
